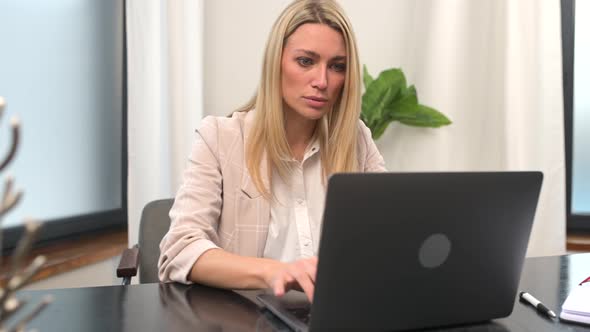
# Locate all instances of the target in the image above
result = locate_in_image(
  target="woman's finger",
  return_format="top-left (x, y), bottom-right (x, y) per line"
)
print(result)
top-left (273, 274), bottom-right (286, 297)
top-left (301, 258), bottom-right (318, 283)
top-left (290, 266), bottom-right (315, 301)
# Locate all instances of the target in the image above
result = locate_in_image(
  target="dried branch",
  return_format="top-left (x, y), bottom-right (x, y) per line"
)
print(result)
top-left (7, 295), bottom-right (52, 332)
top-left (0, 117), bottom-right (20, 172)
top-left (0, 227), bottom-right (46, 316)
top-left (11, 222), bottom-right (42, 273)
top-left (0, 96), bottom-right (5, 117)
top-left (0, 295), bottom-right (26, 322)
top-left (8, 256), bottom-right (47, 292)
top-left (0, 96), bottom-right (50, 330)
top-left (0, 177), bottom-right (23, 219)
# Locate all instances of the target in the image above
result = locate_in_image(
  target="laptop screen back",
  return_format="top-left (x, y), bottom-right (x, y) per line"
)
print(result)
top-left (310, 172), bottom-right (543, 331)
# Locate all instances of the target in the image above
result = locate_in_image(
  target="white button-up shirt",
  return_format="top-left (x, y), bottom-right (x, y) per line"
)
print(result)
top-left (263, 138), bottom-right (324, 262)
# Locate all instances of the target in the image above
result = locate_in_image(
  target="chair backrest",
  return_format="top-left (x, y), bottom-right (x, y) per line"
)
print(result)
top-left (138, 198), bottom-right (174, 283)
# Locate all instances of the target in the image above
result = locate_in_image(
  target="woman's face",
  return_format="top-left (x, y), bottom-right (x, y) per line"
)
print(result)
top-left (281, 23), bottom-right (347, 122)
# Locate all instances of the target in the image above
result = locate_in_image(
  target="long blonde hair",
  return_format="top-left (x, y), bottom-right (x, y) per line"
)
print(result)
top-left (240, 0), bottom-right (361, 199)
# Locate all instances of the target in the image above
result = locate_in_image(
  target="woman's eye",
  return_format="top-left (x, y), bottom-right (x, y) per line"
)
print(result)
top-left (296, 57), bottom-right (313, 67)
top-left (331, 63), bottom-right (346, 72)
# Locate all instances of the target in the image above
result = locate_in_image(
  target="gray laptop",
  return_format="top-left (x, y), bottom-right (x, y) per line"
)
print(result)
top-left (257, 172), bottom-right (543, 331)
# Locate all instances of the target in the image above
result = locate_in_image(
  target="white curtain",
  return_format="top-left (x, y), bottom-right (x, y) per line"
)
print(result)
top-left (126, 0), bottom-right (203, 246)
top-left (369, 0), bottom-right (565, 256)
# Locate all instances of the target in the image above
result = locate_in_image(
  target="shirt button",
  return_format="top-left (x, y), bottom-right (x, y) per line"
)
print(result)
top-left (296, 198), bottom-right (304, 205)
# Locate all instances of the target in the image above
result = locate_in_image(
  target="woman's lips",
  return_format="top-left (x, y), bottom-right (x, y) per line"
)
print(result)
top-left (303, 96), bottom-right (328, 108)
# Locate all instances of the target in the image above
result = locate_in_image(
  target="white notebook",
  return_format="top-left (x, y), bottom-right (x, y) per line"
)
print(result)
top-left (560, 284), bottom-right (590, 325)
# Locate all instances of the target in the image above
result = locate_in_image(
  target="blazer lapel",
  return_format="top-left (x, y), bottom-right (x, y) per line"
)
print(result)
top-left (240, 153), bottom-right (269, 199)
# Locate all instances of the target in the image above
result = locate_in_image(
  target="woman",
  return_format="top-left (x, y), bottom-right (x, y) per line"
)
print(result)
top-left (158, 0), bottom-right (386, 302)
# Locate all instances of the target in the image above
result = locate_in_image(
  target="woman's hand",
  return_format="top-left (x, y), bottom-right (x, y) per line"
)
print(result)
top-left (265, 257), bottom-right (318, 302)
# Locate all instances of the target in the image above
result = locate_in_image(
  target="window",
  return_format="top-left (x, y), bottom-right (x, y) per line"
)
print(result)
top-left (0, 0), bottom-right (127, 250)
top-left (562, 0), bottom-right (590, 230)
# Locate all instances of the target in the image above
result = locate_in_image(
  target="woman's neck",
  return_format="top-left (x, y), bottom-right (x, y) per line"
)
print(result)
top-left (284, 110), bottom-right (317, 161)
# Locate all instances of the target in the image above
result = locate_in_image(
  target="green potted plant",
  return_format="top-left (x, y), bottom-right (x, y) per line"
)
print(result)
top-left (361, 65), bottom-right (451, 139)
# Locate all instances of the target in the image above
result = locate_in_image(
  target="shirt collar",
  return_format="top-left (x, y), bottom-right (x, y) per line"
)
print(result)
top-left (302, 134), bottom-right (320, 162)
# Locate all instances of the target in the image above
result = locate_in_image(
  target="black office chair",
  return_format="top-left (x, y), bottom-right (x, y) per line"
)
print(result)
top-left (117, 198), bottom-right (174, 284)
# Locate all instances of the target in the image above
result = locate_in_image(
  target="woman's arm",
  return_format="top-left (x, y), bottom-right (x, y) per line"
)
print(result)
top-left (161, 115), bottom-right (317, 300)
top-left (191, 249), bottom-right (318, 301)
top-left (159, 116), bottom-right (225, 283)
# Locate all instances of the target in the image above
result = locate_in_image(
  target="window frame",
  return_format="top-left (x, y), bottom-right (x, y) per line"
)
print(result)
top-left (1, 0), bottom-right (128, 252)
top-left (562, 0), bottom-right (590, 231)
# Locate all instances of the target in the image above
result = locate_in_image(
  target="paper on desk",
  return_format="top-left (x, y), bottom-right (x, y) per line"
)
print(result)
top-left (561, 311), bottom-right (590, 324)
top-left (560, 285), bottom-right (590, 325)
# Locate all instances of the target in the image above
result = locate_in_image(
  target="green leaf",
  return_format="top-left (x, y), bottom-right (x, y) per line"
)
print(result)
top-left (362, 65), bottom-right (374, 90)
top-left (371, 120), bottom-right (393, 140)
top-left (381, 85), bottom-right (418, 121)
top-left (366, 88), bottom-right (415, 139)
top-left (392, 104), bottom-right (452, 127)
top-left (360, 66), bottom-right (452, 138)
top-left (361, 68), bottom-right (406, 129)
top-left (397, 85), bottom-right (417, 105)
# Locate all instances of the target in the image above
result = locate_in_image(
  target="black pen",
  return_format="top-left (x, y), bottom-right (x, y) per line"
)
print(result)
top-left (519, 291), bottom-right (557, 319)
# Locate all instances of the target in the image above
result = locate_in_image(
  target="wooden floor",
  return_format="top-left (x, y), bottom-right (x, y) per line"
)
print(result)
top-left (1, 229), bottom-right (127, 286)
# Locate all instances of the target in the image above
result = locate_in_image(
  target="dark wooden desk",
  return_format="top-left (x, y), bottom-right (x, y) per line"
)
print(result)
top-left (19, 253), bottom-right (590, 331)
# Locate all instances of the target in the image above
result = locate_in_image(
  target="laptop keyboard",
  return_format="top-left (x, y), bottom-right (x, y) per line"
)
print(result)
top-left (288, 307), bottom-right (311, 324)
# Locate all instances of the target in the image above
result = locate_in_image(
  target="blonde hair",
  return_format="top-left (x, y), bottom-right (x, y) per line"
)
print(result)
top-left (240, 0), bottom-right (361, 199)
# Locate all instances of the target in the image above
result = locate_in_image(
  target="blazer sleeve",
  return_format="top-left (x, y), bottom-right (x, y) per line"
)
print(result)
top-left (158, 116), bottom-right (223, 284)
top-left (359, 120), bottom-right (387, 172)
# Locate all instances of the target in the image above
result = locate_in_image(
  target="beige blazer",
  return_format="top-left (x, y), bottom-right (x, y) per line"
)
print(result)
top-left (158, 110), bottom-right (386, 283)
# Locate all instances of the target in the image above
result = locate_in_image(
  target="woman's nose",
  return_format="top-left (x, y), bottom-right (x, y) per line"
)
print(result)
top-left (311, 67), bottom-right (328, 90)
